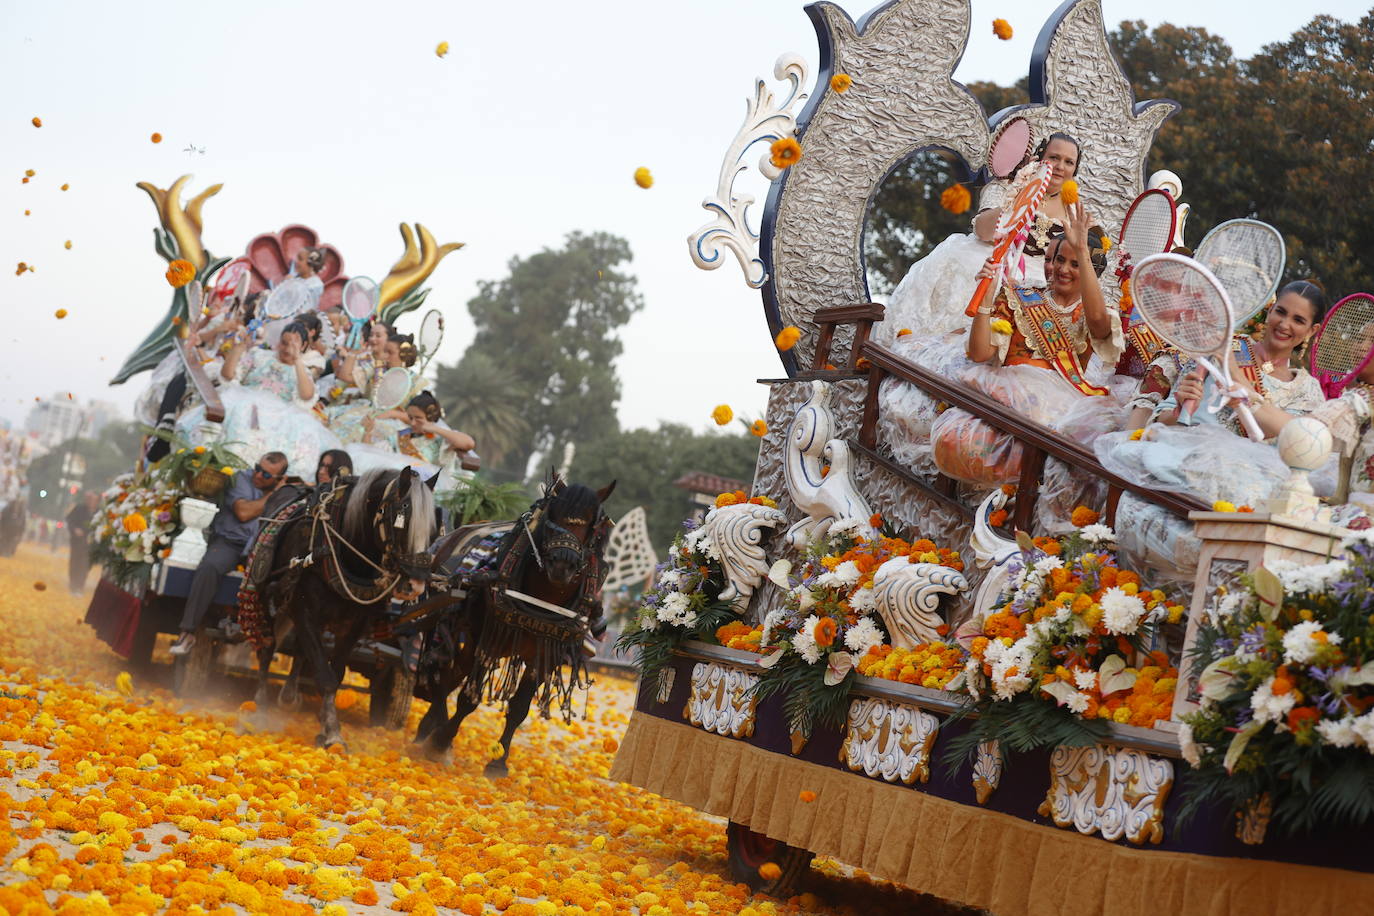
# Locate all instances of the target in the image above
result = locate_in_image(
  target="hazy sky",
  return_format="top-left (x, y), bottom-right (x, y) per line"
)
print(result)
top-left (3, 0), bottom-right (1368, 435)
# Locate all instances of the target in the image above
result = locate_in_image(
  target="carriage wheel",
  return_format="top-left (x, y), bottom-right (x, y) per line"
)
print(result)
top-left (369, 663), bottom-right (418, 731)
top-left (725, 821), bottom-right (814, 898)
top-left (172, 634), bottom-right (218, 697)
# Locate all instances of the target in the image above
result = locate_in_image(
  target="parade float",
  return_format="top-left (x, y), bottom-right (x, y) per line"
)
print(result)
top-left (84, 174), bottom-right (467, 718)
top-left (609, 1), bottom-right (1374, 910)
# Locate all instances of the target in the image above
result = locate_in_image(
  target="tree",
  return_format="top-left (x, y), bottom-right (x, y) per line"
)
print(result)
top-left (446, 231), bottom-right (645, 477)
top-left (568, 423), bottom-right (762, 551)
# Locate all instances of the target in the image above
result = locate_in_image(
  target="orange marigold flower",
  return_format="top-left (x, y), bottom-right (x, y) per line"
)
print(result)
top-left (770, 137), bottom-right (802, 169)
top-left (1060, 178), bottom-right (1080, 206)
top-left (940, 184), bottom-right (972, 215)
top-left (165, 259), bottom-right (195, 288)
top-left (814, 617), bottom-right (838, 648)
top-left (798, 790), bottom-right (817, 803)
top-left (1070, 506), bottom-right (1099, 527)
top-left (774, 325), bottom-right (802, 351)
top-left (750, 419), bottom-right (768, 437)
top-left (711, 404), bottom-right (733, 426)
top-left (992, 18), bottom-right (1013, 40)
top-left (829, 73), bottom-right (853, 93)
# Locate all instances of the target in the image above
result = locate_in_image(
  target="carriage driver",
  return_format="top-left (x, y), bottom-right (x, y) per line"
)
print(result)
top-left (169, 452), bottom-right (289, 655)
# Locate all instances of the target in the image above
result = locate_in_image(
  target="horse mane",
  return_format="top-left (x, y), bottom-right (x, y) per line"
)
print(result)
top-left (341, 469), bottom-right (437, 556)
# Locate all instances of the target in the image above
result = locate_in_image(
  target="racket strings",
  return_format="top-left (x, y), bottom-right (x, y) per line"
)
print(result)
top-left (1314, 295), bottom-right (1374, 374)
top-left (1131, 259), bottom-right (1232, 354)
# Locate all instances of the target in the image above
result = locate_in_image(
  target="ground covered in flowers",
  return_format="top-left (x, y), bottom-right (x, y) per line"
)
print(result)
top-left (0, 545), bottom-right (965, 915)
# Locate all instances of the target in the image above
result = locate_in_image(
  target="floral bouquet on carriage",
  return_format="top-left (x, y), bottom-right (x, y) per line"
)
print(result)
top-left (752, 517), bottom-right (964, 739)
top-left (89, 472), bottom-right (183, 591)
top-left (1179, 537), bottom-right (1374, 840)
top-left (617, 491), bottom-right (782, 691)
top-left (945, 509), bottom-right (1186, 765)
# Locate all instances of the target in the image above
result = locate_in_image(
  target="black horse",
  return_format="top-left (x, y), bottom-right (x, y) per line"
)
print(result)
top-left (240, 467), bottom-right (437, 749)
top-left (414, 475), bottom-right (614, 775)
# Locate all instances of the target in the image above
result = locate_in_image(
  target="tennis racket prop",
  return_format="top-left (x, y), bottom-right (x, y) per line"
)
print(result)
top-left (341, 276), bottom-right (380, 350)
top-left (1194, 218), bottom-right (1285, 330)
top-left (964, 160), bottom-right (1052, 317)
top-left (1310, 292), bottom-right (1374, 398)
top-left (1132, 253), bottom-right (1265, 441)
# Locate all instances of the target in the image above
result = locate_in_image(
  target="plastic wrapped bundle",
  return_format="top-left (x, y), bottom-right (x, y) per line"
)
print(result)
top-left (1095, 424), bottom-right (1289, 506)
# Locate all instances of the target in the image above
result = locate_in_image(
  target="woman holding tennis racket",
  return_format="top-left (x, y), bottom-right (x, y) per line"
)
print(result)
top-left (1123, 281), bottom-right (1327, 436)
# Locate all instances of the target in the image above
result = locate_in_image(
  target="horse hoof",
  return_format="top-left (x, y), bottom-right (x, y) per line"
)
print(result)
top-left (484, 760), bottom-right (510, 779)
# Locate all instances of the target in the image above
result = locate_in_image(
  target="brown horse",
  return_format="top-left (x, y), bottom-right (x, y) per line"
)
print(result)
top-left (242, 467), bottom-right (437, 749)
top-left (414, 476), bottom-right (614, 775)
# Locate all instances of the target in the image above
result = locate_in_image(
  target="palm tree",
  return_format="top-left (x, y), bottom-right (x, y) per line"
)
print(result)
top-left (434, 350), bottom-right (531, 473)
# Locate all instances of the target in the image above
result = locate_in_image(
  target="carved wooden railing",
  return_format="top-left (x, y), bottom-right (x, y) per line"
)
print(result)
top-left (808, 303), bottom-right (1207, 530)
top-left (176, 338), bottom-right (225, 424)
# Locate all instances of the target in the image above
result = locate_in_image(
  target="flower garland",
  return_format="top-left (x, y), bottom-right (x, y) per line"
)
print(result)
top-left (945, 511), bottom-right (1184, 763)
top-left (1179, 537), bottom-right (1374, 837)
top-left (90, 472), bottom-right (182, 590)
top-left (753, 519), bottom-right (963, 738)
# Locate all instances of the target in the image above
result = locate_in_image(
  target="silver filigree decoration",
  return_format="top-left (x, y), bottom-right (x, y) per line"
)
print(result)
top-left (841, 696), bottom-right (940, 785)
top-left (702, 501), bottom-right (789, 607)
top-left (1038, 743), bottom-right (1174, 845)
top-left (972, 740), bottom-right (1002, 804)
top-left (688, 53), bottom-right (809, 288)
top-left (870, 556), bottom-right (968, 647)
top-left (684, 662), bottom-right (759, 738)
top-left (783, 380), bottom-right (875, 547)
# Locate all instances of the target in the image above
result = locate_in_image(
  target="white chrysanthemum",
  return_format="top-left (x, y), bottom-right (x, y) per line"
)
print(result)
top-left (1065, 691), bottom-right (1090, 714)
top-left (847, 586), bottom-right (876, 613)
top-left (1282, 620), bottom-right (1341, 665)
top-left (1249, 676), bottom-right (1296, 725)
top-left (832, 560), bottom-right (861, 586)
top-left (843, 616), bottom-right (884, 655)
top-left (1317, 716), bottom-right (1359, 749)
top-left (1271, 559), bottom-right (1350, 596)
top-left (1073, 668), bottom-right (1097, 691)
top-left (1079, 523), bottom-right (1116, 545)
top-left (1100, 587), bottom-right (1146, 635)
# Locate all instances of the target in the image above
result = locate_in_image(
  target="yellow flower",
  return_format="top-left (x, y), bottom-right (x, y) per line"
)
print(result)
top-left (54, 308), bottom-right (68, 319)
top-left (769, 136), bottom-right (802, 169)
top-left (940, 184), bottom-right (971, 214)
top-left (165, 259), bottom-right (195, 288)
top-left (750, 420), bottom-right (768, 438)
top-left (711, 404), bottom-right (733, 426)
top-left (989, 318), bottom-right (1012, 335)
top-left (150, 132), bottom-right (163, 143)
top-left (1060, 179), bottom-right (1080, 206)
top-left (1128, 428), bottom-right (1144, 441)
top-left (115, 672), bottom-right (133, 697)
top-left (992, 18), bottom-right (1013, 40)
top-left (1212, 500), bottom-right (1237, 513)
top-left (829, 73), bottom-right (853, 93)
top-left (435, 40), bottom-right (450, 58)
top-left (774, 325), bottom-right (802, 351)
top-left (633, 166), bottom-right (653, 189)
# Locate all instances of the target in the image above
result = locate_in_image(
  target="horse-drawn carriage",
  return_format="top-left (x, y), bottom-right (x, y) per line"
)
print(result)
top-left (610, 1), bottom-right (1374, 911)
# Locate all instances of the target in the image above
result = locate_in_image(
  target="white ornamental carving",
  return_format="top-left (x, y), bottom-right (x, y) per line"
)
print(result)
top-left (783, 380), bottom-right (875, 548)
top-left (871, 556), bottom-right (968, 647)
top-left (684, 662), bottom-right (759, 739)
top-left (840, 696), bottom-right (940, 785)
top-left (972, 740), bottom-right (1003, 805)
top-left (701, 502), bottom-right (789, 607)
top-left (969, 488), bottom-right (1020, 618)
top-left (689, 54), bottom-right (810, 288)
top-left (602, 506), bottom-right (658, 594)
top-left (1038, 744), bottom-right (1174, 845)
